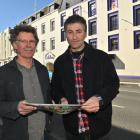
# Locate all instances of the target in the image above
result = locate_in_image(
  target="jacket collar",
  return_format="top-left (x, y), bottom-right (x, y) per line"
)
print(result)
top-left (7, 57), bottom-right (42, 71)
top-left (7, 57), bottom-right (19, 70)
top-left (65, 41), bottom-right (94, 61)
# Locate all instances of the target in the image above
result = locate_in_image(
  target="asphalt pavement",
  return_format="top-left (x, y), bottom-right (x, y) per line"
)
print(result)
top-left (0, 77), bottom-right (140, 140)
top-left (119, 76), bottom-right (140, 85)
top-left (49, 80), bottom-right (140, 140)
top-left (49, 113), bottom-right (140, 140)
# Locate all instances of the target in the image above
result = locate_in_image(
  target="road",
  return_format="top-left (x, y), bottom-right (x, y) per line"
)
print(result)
top-left (0, 84), bottom-right (139, 140)
top-left (50, 84), bottom-right (140, 140)
top-left (110, 84), bottom-right (140, 139)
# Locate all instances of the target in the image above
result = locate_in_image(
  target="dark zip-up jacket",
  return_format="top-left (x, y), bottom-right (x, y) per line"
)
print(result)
top-left (51, 42), bottom-right (120, 138)
top-left (0, 58), bottom-right (52, 140)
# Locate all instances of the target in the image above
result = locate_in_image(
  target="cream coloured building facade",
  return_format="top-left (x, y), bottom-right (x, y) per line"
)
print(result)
top-left (0, 0), bottom-right (140, 78)
top-left (0, 28), bottom-right (13, 66)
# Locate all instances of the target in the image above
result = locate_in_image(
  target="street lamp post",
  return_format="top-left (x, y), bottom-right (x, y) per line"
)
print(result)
top-left (34, 0), bottom-right (37, 12)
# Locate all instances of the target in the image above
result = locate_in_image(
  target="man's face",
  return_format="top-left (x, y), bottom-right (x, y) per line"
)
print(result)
top-left (13, 32), bottom-right (36, 59)
top-left (65, 23), bottom-right (86, 52)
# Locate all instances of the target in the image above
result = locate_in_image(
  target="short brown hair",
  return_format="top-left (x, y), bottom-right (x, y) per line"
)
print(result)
top-left (64, 14), bottom-right (87, 33)
top-left (9, 24), bottom-right (39, 45)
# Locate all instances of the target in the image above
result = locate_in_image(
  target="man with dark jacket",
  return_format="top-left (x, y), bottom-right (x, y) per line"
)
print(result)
top-left (0, 25), bottom-right (52, 140)
top-left (51, 15), bottom-right (120, 140)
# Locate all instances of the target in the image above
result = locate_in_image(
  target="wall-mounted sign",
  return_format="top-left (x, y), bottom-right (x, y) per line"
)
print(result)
top-left (45, 52), bottom-right (55, 59)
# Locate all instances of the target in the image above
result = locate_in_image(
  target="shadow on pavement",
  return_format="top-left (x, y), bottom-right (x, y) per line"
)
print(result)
top-left (109, 125), bottom-right (140, 140)
top-left (50, 114), bottom-right (140, 140)
top-left (0, 115), bottom-right (140, 140)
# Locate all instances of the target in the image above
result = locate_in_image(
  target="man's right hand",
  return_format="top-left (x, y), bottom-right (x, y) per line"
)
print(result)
top-left (60, 97), bottom-right (68, 104)
top-left (17, 100), bottom-right (37, 115)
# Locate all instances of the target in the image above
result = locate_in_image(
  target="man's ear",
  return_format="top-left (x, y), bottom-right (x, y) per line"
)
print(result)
top-left (12, 42), bottom-right (18, 53)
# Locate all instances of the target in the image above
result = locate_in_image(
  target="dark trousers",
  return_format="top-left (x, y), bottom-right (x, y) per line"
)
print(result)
top-left (66, 131), bottom-right (91, 140)
top-left (65, 131), bottom-right (110, 140)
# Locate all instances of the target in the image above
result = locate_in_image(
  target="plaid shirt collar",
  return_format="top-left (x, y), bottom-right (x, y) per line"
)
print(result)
top-left (72, 54), bottom-right (89, 133)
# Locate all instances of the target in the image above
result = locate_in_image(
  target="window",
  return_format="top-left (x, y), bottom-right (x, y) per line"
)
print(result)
top-left (36, 13), bottom-right (40, 18)
top-left (28, 18), bottom-right (32, 23)
top-left (88, 0), bottom-right (96, 17)
top-left (41, 23), bottom-right (45, 34)
top-left (61, 28), bottom-right (66, 42)
top-left (28, 16), bottom-right (35, 23)
top-left (41, 40), bottom-right (45, 52)
top-left (133, 5), bottom-right (140, 26)
top-left (89, 38), bottom-right (97, 48)
top-left (108, 12), bottom-right (118, 31)
top-left (88, 18), bottom-right (97, 36)
top-left (50, 19), bottom-right (55, 31)
top-left (134, 30), bottom-right (140, 49)
top-left (133, 0), bottom-right (140, 2)
top-left (66, 2), bottom-right (70, 9)
top-left (73, 6), bottom-right (81, 15)
top-left (108, 0), bottom-right (118, 11)
top-left (49, 5), bottom-right (54, 12)
top-left (108, 34), bottom-right (119, 51)
top-left (22, 19), bottom-right (29, 24)
top-left (50, 38), bottom-right (55, 50)
top-left (40, 11), bottom-right (44, 17)
top-left (61, 13), bottom-right (66, 27)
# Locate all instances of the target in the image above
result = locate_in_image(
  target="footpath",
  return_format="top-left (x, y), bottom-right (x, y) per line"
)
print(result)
top-left (49, 76), bottom-right (140, 140)
top-left (119, 76), bottom-right (140, 86)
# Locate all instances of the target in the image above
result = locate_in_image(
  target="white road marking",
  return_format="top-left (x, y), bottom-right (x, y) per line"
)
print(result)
top-left (113, 104), bottom-right (125, 109)
top-left (120, 82), bottom-right (140, 86)
top-left (120, 89), bottom-right (140, 94)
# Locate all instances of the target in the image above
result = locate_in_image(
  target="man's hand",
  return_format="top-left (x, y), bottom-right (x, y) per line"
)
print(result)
top-left (81, 96), bottom-right (100, 113)
top-left (17, 100), bottom-right (37, 115)
top-left (60, 97), bottom-right (68, 104)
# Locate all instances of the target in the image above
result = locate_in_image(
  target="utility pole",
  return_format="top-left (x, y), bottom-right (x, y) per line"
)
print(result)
top-left (34, 0), bottom-right (37, 12)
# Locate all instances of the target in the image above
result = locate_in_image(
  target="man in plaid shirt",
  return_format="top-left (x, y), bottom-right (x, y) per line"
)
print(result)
top-left (51, 15), bottom-right (119, 140)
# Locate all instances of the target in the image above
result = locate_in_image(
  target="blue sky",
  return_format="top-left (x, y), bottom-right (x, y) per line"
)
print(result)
top-left (0, 0), bottom-right (53, 32)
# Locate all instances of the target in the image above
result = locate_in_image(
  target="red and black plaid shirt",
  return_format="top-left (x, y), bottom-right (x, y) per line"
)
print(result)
top-left (72, 54), bottom-right (89, 133)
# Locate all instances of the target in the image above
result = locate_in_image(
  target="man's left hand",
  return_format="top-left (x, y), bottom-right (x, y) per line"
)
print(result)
top-left (81, 96), bottom-right (100, 113)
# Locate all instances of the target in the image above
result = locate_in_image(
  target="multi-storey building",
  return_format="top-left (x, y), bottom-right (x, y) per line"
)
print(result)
top-left (0, 0), bottom-right (140, 78)
top-left (0, 28), bottom-right (13, 66)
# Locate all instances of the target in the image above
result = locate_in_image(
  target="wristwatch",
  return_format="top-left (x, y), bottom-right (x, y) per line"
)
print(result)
top-left (97, 96), bottom-right (104, 107)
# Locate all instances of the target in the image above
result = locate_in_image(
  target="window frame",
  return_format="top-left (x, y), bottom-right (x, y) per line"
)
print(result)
top-left (50, 38), bottom-right (55, 50)
top-left (133, 5), bottom-right (140, 26)
top-left (88, 0), bottom-right (96, 17)
top-left (107, 0), bottom-right (118, 11)
top-left (61, 13), bottom-right (66, 27)
top-left (108, 11), bottom-right (119, 31)
top-left (134, 30), bottom-right (140, 49)
top-left (73, 6), bottom-right (81, 15)
top-left (41, 23), bottom-right (46, 34)
top-left (41, 40), bottom-right (46, 52)
top-left (88, 18), bottom-right (97, 36)
top-left (89, 38), bottom-right (97, 48)
top-left (50, 19), bottom-right (55, 31)
top-left (61, 28), bottom-right (66, 42)
top-left (108, 34), bottom-right (119, 51)
top-left (133, 0), bottom-right (140, 2)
